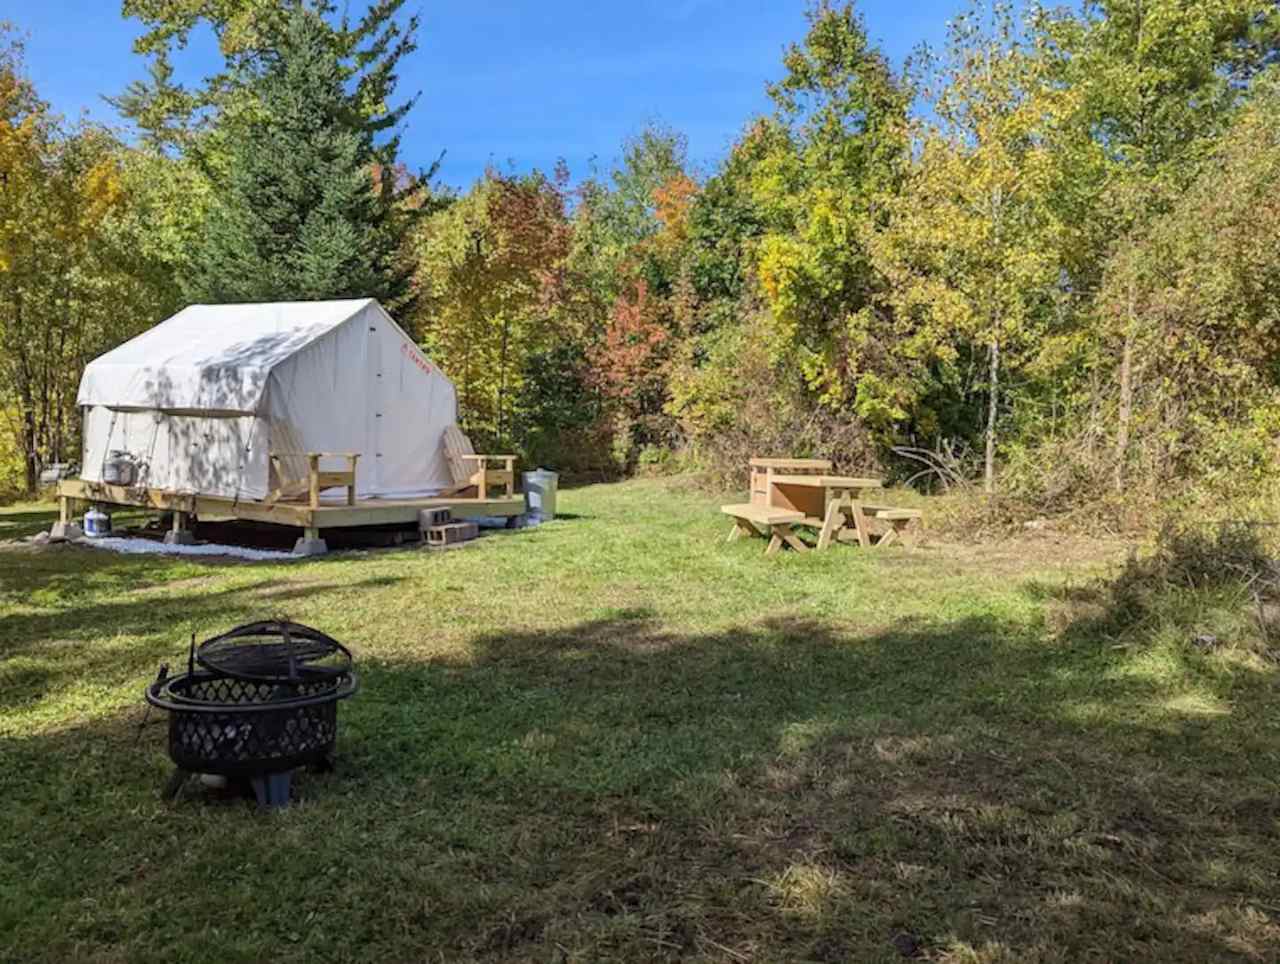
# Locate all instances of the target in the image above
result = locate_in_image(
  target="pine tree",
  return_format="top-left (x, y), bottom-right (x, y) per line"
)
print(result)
top-left (185, 3), bottom-right (414, 305)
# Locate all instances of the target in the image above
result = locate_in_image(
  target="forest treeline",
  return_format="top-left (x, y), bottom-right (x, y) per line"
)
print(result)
top-left (2, 0), bottom-right (1279, 512)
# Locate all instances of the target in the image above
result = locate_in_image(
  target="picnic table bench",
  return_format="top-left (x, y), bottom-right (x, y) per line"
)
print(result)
top-left (860, 505), bottom-right (924, 548)
top-left (721, 503), bottom-right (809, 556)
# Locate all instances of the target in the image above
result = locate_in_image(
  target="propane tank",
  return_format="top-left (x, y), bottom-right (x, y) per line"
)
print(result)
top-left (83, 505), bottom-right (112, 539)
top-left (103, 451), bottom-right (138, 486)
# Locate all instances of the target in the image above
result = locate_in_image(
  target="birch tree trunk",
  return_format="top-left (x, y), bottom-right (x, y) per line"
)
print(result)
top-left (985, 336), bottom-right (999, 494)
top-left (1114, 279), bottom-right (1135, 492)
top-left (497, 313), bottom-right (511, 444)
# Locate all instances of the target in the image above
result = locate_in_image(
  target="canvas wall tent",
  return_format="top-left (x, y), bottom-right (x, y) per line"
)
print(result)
top-left (76, 299), bottom-right (457, 502)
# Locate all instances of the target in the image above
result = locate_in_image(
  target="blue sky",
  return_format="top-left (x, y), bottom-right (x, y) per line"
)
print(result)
top-left (8, 0), bottom-right (957, 188)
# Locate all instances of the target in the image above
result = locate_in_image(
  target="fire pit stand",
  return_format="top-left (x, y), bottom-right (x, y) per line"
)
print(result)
top-left (145, 621), bottom-right (358, 809)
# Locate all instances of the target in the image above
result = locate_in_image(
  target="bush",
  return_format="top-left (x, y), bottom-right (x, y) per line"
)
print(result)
top-left (1096, 520), bottom-right (1276, 647)
top-left (668, 316), bottom-right (880, 488)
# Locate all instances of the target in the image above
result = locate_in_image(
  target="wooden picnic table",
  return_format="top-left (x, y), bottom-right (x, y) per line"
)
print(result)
top-left (766, 473), bottom-right (884, 550)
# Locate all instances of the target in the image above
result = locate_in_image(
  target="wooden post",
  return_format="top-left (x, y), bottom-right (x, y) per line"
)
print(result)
top-left (59, 496), bottom-right (70, 524)
top-left (172, 510), bottom-right (186, 534)
top-left (304, 526), bottom-right (320, 542)
top-left (308, 454), bottom-right (321, 509)
top-left (504, 457), bottom-right (514, 498)
top-left (345, 453), bottom-right (359, 506)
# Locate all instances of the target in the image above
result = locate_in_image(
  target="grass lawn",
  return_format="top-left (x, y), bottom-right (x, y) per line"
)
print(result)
top-left (3, 478), bottom-right (1280, 962)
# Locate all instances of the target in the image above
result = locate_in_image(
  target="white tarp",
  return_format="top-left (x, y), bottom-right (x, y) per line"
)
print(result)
top-left (76, 299), bottom-right (457, 501)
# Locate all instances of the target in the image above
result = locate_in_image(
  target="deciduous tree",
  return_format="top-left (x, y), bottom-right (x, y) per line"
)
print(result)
top-left (753, 0), bottom-right (910, 408)
top-left (871, 2), bottom-right (1067, 492)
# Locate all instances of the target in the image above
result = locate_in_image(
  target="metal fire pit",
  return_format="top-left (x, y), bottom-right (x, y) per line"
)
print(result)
top-left (145, 621), bottom-right (358, 809)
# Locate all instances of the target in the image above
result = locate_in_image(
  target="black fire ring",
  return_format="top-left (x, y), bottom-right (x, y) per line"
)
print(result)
top-left (145, 621), bottom-right (358, 809)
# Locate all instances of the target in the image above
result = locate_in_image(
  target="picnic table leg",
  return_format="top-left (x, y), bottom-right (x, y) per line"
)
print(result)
top-left (878, 518), bottom-right (920, 549)
top-left (849, 495), bottom-right (871, 548)
top-left (765, 523), bottom-right (808, 555)
top-left (777, 524), bottom-right (809, 553)
top-left (727, 517), bottom-right (757, 543)
top-left (817, 500), bottom-right (843, 550)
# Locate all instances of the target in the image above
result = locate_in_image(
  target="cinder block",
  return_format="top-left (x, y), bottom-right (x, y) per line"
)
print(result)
top-left (425, 521), bottom-right (478, 548)
top-left (418, 507), bottom-right (453, 530)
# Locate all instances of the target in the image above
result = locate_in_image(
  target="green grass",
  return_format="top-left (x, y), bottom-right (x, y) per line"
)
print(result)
top-left (2, 479), bottom-right (1279, 962)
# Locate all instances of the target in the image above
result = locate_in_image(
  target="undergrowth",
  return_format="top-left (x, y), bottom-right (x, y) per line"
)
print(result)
top-left (1061, 520), bottom-right (1280, 663)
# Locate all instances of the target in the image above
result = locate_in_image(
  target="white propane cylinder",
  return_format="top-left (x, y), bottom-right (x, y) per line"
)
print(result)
top-left (83, 506), bottom-right (111, 539)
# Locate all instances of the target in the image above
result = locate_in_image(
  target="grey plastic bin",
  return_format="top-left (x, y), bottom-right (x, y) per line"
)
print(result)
top-left (522, 469), bottom-right (559, 521)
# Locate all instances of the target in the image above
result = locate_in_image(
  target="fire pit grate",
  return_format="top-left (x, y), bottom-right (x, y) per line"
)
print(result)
top-left (145, 621), bottom-right (358, 809)
top-left (196, 620), bottom-right (353, 682)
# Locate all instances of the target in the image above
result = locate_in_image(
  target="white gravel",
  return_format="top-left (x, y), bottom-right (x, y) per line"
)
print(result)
top-left (76, 536), bottom-right (297, 561)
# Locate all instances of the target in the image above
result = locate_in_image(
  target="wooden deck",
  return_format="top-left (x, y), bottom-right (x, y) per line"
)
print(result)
top-left (56, 479), bottom-right (524, 533)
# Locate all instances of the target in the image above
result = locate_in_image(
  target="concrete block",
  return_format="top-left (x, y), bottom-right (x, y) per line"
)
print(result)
top-left (292, 536), bottom-right (329, 557)
top-left (425, 520), bottom-right (479, 548)
top-left (164, 530), bottom-right (198, 546)
top-left (419, 507), bottom-right (452, 529)
top-left (49, 521), bottom-right (84, 542)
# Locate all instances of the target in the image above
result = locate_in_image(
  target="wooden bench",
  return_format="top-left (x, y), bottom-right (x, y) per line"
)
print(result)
top-left (267, 452), bottom-right (359, 508)
top-left (442, 425), bottom-right (516, 500)
top-left (721, 503), bottom-right (808, 556)
top-left (859, 505), bottom-right (923, 548)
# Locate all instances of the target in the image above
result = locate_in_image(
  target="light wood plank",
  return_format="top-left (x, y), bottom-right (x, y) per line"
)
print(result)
top-left (748, 458), bottom-right (833, 470)
top-left (720, 503), bottom-right (805, 525)
top-left (768, 474), bottom-right (883, 488)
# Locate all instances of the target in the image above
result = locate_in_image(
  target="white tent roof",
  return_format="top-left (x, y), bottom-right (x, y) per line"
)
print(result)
top-left (77, 299), bottom-right (376, 414)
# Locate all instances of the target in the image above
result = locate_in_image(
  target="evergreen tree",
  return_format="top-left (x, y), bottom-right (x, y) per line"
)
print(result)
top-left (185, 3), bottom-right (415, 305)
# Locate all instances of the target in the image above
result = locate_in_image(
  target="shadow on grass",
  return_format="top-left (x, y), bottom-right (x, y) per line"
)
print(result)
top-left (0, 506), bottom-right (59, 541)
top-left (0, 559), bottom-right (408, 716)
top-left (4, 607), bottom-right (1279, 962)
